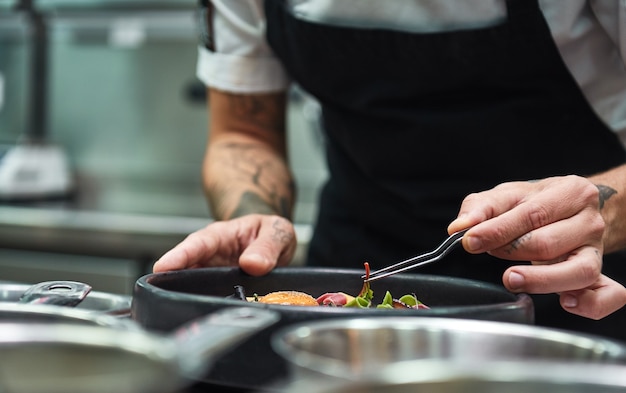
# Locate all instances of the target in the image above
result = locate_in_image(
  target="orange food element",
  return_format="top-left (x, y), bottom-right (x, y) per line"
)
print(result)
top-left (257, 290), bottom-right (319, 306)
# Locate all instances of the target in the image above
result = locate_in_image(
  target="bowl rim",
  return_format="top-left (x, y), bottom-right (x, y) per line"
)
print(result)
top-left (281, 359), bottom-right (626, 391)
top-left (269, 316), bottom-right (626, 380)
top-left (134, 267), bottom-right (534, 316)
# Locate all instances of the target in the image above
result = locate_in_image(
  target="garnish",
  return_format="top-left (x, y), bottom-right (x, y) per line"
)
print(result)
top-left (345, 262), bottom-right (374, 308)
top-left (229, 261), bottom-right (429, 309)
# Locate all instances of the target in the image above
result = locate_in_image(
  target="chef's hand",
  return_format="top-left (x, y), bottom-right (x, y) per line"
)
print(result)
top-left (152, 214), bottom-right (297, 276)
top-left (448, 175), bottom-right (626, 320)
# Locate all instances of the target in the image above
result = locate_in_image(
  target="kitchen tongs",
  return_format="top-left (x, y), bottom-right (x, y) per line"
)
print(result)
top-left (362, 229), bottom-right (469, 282)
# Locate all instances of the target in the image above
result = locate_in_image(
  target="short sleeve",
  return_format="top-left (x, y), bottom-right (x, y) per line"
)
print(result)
top-left (196, 0), bottom-right (291, 93)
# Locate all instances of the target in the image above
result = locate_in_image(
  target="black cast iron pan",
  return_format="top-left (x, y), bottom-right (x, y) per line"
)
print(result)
top-left (131, 267), bottom-right (534, 390)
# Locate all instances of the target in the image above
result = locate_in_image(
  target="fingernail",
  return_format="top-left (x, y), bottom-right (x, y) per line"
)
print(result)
top-left (465, 235), bottom-right (482, 252)
top-left (508, 272), bottom-right (525, 289)
top-left (562, 294), bottom-right (578, 308)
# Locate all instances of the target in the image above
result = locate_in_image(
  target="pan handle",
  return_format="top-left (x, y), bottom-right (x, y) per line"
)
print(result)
top-left (173, 307), bottom-right (281, 379)
top-left (18, 281), bottom-right (92, 307)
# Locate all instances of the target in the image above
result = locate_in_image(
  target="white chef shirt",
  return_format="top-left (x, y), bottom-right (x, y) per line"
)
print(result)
top-left (196, 0), bottom-right (626, 143)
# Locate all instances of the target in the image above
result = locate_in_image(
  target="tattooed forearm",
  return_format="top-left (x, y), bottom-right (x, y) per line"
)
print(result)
top-left (207, 142), bottom-right (295, 220)
top-left (596, 184), bottom-right (617, 209)
top-left (230, 191), bottom-right (291, 218)
top-left (226, 94), bottom-right (286, 132)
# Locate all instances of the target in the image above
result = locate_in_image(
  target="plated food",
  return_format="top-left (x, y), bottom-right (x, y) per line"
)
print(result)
top-left (256, 291), bottom-right (319, 306)
top-left (232, 263), bottom-right (430, 309)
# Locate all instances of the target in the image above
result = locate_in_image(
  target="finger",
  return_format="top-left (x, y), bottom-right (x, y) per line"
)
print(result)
top-left (153, 230), bottom-right (219, 273)
top-left (560, 275), bottom-right (626, 320)
top-left (462, 200), bottom-right (597, 255)
top-left (451, 177), bottom-right (599, 253)
top-left (239, 216), bottom-right (296, 276)
top-left (448, 183), bottom-right (529, 234)
top-left (486, 211), bottom-right (604, 261)
top-left (502, 246), bottom-right (602, 294)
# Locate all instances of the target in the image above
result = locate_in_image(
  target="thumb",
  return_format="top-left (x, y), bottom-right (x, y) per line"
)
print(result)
top-left (239, 248), bottom-right (276, 276)
top-left (238, 217), bottom-right (296, 276)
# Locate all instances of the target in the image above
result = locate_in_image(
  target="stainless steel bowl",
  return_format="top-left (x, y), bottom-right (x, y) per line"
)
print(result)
top-left (271, 317), bottom-right (626, 382)
top-left (0, 307), bottom-right (280, 393)
top-left (278, 360), bottom-right (626, 393)
top-left (0, 303), bottom-right (137, 328)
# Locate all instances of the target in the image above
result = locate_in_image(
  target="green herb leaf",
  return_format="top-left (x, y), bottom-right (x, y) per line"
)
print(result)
top-left (345, 295), bottom-right (372, 308)
top-left (398, 294), bottom-right (418, 307)
top-left (380, 291), bottom-right (393, 307)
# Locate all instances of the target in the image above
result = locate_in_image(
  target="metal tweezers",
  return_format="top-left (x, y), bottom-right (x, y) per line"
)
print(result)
top-left (362, 229), bottom-right (469, 282)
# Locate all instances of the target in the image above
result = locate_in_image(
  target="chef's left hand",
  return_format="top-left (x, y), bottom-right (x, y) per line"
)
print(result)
top-left (448, 175), bottom-right (626, 320)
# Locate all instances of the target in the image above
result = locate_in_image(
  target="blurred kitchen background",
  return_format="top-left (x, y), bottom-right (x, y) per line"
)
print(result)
top-left (0, 0), bottom-right (328, 294)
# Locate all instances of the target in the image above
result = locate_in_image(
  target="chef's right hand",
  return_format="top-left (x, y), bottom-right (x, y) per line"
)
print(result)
top-left (152, 214), bottom-right (297, 276)
top-left (448, 175), bottom-right (626, 320)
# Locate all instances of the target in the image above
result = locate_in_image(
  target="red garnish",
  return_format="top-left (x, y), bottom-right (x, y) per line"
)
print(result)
top-left (357, 262), bottom-right (373, 299)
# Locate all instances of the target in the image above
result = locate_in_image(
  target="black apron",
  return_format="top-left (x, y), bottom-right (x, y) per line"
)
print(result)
top-left (265, 0), bottom-right (626, 341)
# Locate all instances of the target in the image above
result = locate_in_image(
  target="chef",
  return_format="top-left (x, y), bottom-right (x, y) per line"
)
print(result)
top-left (155, 0), bottom-right (626, 341)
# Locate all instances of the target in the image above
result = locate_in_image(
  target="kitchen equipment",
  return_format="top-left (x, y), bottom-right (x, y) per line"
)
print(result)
top-left (1, 282), bottom-right (132, 316)
top-left (0, 1), bottom-right (74, 200)
top-left (18, 280), bottom-right (92, 306)
top-left (271, 316), bottom-right (626, 384)
top-left (0, 306), bottom-right (279, 393)
top-left (278, 360), bottom-right (626, 393)
top-left (0, 302), bottom-right (136, 328)
top-left (364, 229), bottom-right (468, 282)
top-left (131, 267), bottom-right (534, 389)
top-left (0, 143), bottom-right (74, 199)
top-left (0, 0), bottom-right (74, 200)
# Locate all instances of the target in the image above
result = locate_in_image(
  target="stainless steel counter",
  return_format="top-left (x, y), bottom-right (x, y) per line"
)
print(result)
top-left (0, 174), bottom-right (313, 293)
top-left (0, 176), bottom-right (313, 256)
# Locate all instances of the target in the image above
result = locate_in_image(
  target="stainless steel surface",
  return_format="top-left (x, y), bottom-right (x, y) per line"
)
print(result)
top-left (18, 280), bottom-right (92, 306)
top-left (364, 229), bottom-right (468, 281)
top-left (32, 0), bottom-right (196, 11)
top-left (0, 307), bottom-right (280, 393)
top-left (1, 0), bottom-right (196, 10)
top-left (0, 302), bottom-right (136, 328)
top-left (0, 201), bottom-right (313, 263)
top-left (0, 250), bottom-right (141, 295)
top-left (0, 202), bottom-right (211, 260)
top-left (281, 360), bottom-right (626, 393)
top-left (1, 282), bottom-right (132, 315)
top-left (272, 317), bottom-right (626, 382)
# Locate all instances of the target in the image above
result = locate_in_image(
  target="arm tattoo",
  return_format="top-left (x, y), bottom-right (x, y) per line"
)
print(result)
top-left (596, 184), bottom-right (617, 209)
top-left (227, 94), bottom-right (285, 131)
top-left (232, 191), bottom-right (291, 218)
top-left (212, 142), bottom-right (294, 219)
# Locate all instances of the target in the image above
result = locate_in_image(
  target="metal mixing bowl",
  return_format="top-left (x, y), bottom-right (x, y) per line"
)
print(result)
top-left (271, 317), bottom-right (626, 382)
top-left (277, 360), bottom-right (626, 393)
